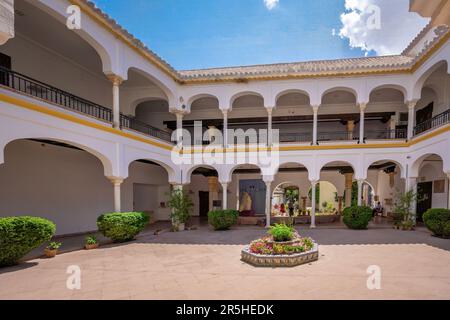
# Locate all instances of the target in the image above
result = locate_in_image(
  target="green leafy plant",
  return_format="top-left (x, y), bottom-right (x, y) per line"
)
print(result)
top-left (46, 242), bottom-right (61, 250)
top-left (0, 216), bottom-right (55, 267)
top-left (268, 223), bottom-right (294, 242)
top-left (208, 210), bottom-right (239, 231)
top-left (85, 236), bottom-right (98, 245)
top-left (167, 189), bottom-right (193, 226)
top-left (308, 184), bottom-right (320, 205)
top-left (423, 208), bottom-right (450, 238)
top-left (393, 189), bottom-right (419, 225)
top-left (342, 206), bottom-right (372, 230)
top-left (97, 212), bottom-right (149, 243)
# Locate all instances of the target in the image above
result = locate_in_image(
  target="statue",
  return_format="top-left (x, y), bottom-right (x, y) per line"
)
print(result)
top-left (239, 192), bottom-right (253, 212)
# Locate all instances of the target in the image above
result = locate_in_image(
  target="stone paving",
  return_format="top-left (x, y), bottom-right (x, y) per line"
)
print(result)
top-left (1, 221), bottom-right (450, 300)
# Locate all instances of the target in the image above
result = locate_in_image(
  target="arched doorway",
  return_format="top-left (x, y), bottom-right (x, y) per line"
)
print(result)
top-left (272, 182), bottom-right (300, 217)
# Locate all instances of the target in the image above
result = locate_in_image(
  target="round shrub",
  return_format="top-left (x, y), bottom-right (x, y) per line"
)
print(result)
top-left (208, 210), bottom-right (239, 231)
top-left (97, 212), bottom-right (149, 242)
top-left (0, 216), bottom-right (55, 267)
top-left (269, 224), bottom-right (294, 242)
top-left (343, 206), bottom-right (372, 230)
top-left (423, 208), bottom-right (450, 238)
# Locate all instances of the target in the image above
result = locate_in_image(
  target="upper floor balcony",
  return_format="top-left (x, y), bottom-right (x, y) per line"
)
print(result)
top-left (0, 0), bottom-right (449, 150)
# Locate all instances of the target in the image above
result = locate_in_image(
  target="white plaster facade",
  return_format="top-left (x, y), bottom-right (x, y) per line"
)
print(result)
top-left (0, 0), bottom-right (449, 234)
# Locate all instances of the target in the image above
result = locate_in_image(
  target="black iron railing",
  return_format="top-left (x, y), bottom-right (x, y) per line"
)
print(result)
top-left (120, 115), bottom-right (172, 142)
top-left (414, 109), bottom-right (450, 136)
top-left (364, 128), bottom-right (407, 140)
top-left (279, 132), bottom-right (312, 143)
top-left (318, 131), bottom-right (355, 142)
top-left (0, 66), bottom-right (113, 122)
top-left (0, 67), bottom-right (173, 143)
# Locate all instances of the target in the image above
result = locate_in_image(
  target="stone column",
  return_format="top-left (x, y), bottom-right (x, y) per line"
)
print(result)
top-left (107, 74), bottom-right (123, 129)
top-left (109, 178), bottom-right (124, 213)
top-left (222, 110), bottom-right (228, 148)
top-left (310, 180), bottom-right (318, 228)
top-left (0, 0), bottom-right (14, 45)
top-left (265, 181), bottom-right (272, 228)
top-left (302, 196), bottom-right (307, 213)
top-left (344, 173), bottom-right (353, 208)
top-left (347, 120), bottom-right (355, 141)
top-left (207, 176), bottom-right (219, 211)
top-left (267, 107), bottom-right (274, 146)
top-left (407, 100), bottom-right (418, 140)
top-left (359, 103), bottom-right (367, 144)
top-left (357, 179), bottom-right (364, 206)
top-left (312, 105), bottom-right (319, 145)
top-left (221, 182), bottom-right (228, 210)
top-left (338, 196), bottom-right (343, 214)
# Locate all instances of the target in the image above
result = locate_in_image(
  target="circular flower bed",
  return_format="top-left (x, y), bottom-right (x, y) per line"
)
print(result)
top-left (241, 224), bottom-right (319, 267)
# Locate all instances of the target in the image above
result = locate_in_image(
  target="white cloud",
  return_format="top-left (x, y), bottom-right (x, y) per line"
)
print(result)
top-left (335, 0), bottom-right (429, 56)
top-left (264, 0), bottom-right (279, 10)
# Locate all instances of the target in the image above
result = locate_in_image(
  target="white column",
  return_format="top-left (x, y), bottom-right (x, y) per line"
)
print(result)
top-left (310, 180), bottom-right (318, 228)
top-left (407, 100), bottom-right (418, 140)
top-left (359, 103), bottom-right (367, 144)
top-left (109, 178), bottom-right (123, 213)
top-left (221, 182), bottom-right (228, 210)
top-left (107, 75), bottom-right (123, 129)
top-left (312, 105), bottom-right (319, 145)
top-left (265, 181), bottom-right (272, 228)
top-left (267, 107), bottom-right (273, 146)
top-left (222, 110), bottom-right (228, 148)
top-left (0, 0), bottom-right (14, 45)
top-left (357, 179), bottom-right (364, 206)
top-left (176, 112), bottom-right (184, 147)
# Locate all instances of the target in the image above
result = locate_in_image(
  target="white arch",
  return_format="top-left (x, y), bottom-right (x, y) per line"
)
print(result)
top-left (275, 89), bottom-right (311, 106)
top-left (124, 155), bottom-right (178, 184)
top-left (1, 137), bottom-right (115, 178)
top-left (187, 94), bottom-right (220, 110)
top-left (229, 91), bottom-right (265, 108)
top-left (320, 86), bottom-right (359, 104)
top-left (224, 163), bottom-right (265, 183)
top-left (410, 153), bottom-right (446, 178)
top-left (183, 164), bottom-right (222, 185)
top-left (413, 60), bottom-right (449, 100)
top-left (363, 157), bottom-right (407, 180)
top-left (271, 161), bottom-right (312, 180)
top-left (127, 67), bottom-right (174, 105)
top-left (368, 84), bottom-right (408, 103)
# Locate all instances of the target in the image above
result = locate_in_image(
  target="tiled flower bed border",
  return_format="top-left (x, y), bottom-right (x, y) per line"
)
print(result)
top-left (241, 243), bottom-right (319, 267)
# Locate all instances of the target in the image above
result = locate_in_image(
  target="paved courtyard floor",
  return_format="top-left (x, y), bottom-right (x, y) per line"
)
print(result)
top-left (1, 222), bottom-right (450, 300)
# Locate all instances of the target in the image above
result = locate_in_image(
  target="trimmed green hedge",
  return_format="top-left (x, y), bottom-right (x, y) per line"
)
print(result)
top-left (0, 216), bottom-right (55, 267)
top-left (208, 210), bottom-right (239, 231)
top-left (343, 206), bottom-right (372, 230)
top-left (423, 208), bottom-right (450, 238)
top-left (97, 212), bottom-right (149, 242)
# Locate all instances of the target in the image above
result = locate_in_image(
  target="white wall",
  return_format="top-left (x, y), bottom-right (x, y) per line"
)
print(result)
top-left (419, 160), bottom-right (448, 208)
top-left (0, 140), bottom-right (171, 235)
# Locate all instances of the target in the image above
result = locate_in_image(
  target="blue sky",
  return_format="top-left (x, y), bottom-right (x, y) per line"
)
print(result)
top-left (91, 0), bottom-right (428, 70)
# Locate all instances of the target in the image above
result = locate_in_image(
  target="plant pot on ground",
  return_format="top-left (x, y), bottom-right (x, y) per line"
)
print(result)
top-left (85, 235), bottom-right (99, 250)
top-left (167, 188), bottom-right (193, 232)
top-left (45, 242), bottom-right (61, 258)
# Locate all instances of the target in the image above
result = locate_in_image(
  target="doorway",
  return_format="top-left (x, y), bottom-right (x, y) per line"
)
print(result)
top-left (199, 191), bottom-right (210, 218)
top-left (417, 181), bottom-right (433, 222)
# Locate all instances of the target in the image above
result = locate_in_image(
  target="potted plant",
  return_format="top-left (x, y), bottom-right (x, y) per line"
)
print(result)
top-left (393, 190), bottom-right (418, 231)
top-left (167, 188), bottom-right (193, 232)
top-left (45, 242), bottom-right (61, 258)
top-left (85, 235), bottom-right (99, 250)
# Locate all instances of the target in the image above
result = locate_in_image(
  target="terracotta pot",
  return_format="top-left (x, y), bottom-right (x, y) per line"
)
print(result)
top-left (85, 243), bottom-right (99, 250)
top-left (44, 248), bottom-right (58, 258)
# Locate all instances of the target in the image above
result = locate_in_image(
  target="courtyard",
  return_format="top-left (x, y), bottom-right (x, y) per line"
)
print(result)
top-left (1, 222), bottom-right (450, 300)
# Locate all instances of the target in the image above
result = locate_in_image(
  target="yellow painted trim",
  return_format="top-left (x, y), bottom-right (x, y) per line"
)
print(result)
top-left (69, 0), bottom-right (450, 85)
top-left (1, 93), bottom-right (449, 154)
top-left (0, 93), bottom-right (174, 151)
